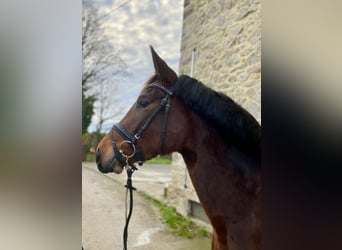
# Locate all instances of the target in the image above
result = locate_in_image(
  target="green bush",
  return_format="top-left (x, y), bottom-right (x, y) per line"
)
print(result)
top-left (86, 153), bottom-right (96, 162)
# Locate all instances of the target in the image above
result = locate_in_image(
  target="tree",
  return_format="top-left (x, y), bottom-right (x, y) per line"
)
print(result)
top-left (93, 82), bottom-right (124, 137)
top-left (82, 90), bottom-right (95, 134)
top-left (82, 0), bottom-right (126, 134)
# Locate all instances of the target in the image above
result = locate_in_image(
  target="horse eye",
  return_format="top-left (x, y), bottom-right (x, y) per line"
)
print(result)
top-left (138, 100), bottom-right (149, 108)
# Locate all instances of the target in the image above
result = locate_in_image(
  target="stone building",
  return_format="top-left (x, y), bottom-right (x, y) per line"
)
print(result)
top-left (166, 0), bottom-right (261, 223)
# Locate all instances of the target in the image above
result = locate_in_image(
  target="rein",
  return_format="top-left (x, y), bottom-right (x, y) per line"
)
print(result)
top-left (123, 164), bottom-right (137, 250)
top-left (110, 83), bottom-right (173, 250)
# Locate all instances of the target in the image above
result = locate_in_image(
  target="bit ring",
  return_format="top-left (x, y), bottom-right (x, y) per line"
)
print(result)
top-left (119, 140), bottom-right (136, 159)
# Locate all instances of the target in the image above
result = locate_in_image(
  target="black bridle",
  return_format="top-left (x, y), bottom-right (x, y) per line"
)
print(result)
top-left (109, 83), bottom-right (173, 250)
top-left (110, 83), bottom-right (173, 167)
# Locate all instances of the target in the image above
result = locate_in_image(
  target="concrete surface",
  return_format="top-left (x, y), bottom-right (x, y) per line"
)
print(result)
top-left (82, 162), bottom-right (211, 250)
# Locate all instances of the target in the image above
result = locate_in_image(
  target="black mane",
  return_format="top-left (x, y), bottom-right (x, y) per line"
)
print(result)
top-left (174, 75), bottom-right (261, 165)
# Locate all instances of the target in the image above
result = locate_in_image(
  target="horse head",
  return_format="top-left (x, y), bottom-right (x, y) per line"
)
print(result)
top-left (96, 46), bottom-right (191, 174)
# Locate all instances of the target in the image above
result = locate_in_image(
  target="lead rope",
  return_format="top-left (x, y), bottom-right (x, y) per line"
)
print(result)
top-left (122, 159), bottom-right (137, 250)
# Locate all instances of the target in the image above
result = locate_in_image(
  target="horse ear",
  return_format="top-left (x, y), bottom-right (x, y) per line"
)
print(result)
top-left (150, 45), bottom-right (177, 86)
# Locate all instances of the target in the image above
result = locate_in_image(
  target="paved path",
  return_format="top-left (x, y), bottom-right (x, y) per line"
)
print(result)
top-left (82, 163), bottom-right (211, 250)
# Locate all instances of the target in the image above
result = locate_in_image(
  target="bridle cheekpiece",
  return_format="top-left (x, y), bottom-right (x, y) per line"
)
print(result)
top-left (110, 83), bottom-right (173, 167)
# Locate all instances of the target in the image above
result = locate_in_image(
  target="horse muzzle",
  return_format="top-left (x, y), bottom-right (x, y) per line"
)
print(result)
top-left (96, 148), bottom-right (124, 174)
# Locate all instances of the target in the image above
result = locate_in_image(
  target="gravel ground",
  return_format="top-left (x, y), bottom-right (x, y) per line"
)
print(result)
top-left (82, 163), bottom-right (211, 250)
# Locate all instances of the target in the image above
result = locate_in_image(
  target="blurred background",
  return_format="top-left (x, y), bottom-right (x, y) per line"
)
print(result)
top-left (0, 0), bottom-right (81, 249)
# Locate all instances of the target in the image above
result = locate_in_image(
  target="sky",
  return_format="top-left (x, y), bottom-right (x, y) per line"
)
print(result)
top-left (88, 0), bottom-right (184, 132)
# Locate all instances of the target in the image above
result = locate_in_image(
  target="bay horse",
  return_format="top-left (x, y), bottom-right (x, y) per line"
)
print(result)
top-left (96, 46), bottom-right (261, 250)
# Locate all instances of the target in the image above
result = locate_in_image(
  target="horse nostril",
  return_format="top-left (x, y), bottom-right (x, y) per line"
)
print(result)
top-left (96, 148), bottom-right (101, 165)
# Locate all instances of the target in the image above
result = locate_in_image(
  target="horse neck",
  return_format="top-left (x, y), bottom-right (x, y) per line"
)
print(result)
top-left (181, 112), bottom-right (260, 188)
top-left (180, 113), bottom-right (261, 250)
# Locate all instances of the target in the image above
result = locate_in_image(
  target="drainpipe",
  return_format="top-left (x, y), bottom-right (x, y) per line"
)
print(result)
top-left (190, 48), bottom-right (196, 77)
top-left (184, 48), bottom-right (196, 189)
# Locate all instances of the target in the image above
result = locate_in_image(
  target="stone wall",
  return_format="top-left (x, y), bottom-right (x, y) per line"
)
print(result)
top-left (166, 0), bottom-right (261, 218)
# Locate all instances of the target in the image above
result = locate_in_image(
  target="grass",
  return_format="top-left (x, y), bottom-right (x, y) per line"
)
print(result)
top-left (146, 156), bottom-right (172, 164)
top-left (85, 153), bottom-right (172, 164)
top-left (139, 192), bottom-right (211, 238)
